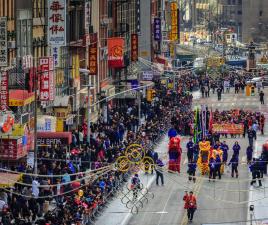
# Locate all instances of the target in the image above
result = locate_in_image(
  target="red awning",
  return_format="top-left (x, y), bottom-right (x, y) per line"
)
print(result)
top-left (37, 132), bottom-right (72, 145)
top-left (9, 90), bottom-right (34, 100)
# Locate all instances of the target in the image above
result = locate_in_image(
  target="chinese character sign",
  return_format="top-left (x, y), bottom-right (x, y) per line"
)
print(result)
top-left (85, 1), bottom-right (91, 35)
top-left (48, 0), bottom-right (66, 46)
top-left (131, 34), bottom-right (138, 62)
top-left (154, 18), bottom-right (161, 41)
top-left (170, 2), bottom-right (178, 41)
top-left (88, 33), bottom-right (98, 75)
top-left (108, 38), bottom-right (124, 68)
top-left (0, 71), bottom-right (8, 111)
top-left (39, 57), bottom-right (54, 101)
top-left (0, 17), bottom-right (7, 67)
top-left (51, 46), bottom-right (61, 67)
top-left (136, 0), bottom-right (141, 34)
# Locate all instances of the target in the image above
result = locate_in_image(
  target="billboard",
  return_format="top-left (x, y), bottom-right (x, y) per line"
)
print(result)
top-left (108, 38), bottom-right (124, 68)
top-left (88, 33), bottom-right (98, 75)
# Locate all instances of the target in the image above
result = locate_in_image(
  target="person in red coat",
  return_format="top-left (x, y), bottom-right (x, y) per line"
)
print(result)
top-left (183, 191), bottom-right (197, 222)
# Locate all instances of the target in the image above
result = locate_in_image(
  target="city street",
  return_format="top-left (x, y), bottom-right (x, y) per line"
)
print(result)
top-left (126, 88), bottom-right (268, 225)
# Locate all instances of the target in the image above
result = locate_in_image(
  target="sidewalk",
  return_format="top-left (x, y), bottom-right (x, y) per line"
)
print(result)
top-left (95, 135), bottom-right (169, 225)
top-left (247, 121), bottom-right (268, 224)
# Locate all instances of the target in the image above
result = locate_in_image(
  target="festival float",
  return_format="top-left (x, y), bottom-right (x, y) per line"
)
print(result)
top-left (168, 136), bottom-right (182, 172)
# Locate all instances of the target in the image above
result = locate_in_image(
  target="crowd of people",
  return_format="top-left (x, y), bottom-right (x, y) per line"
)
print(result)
top-left (0, 73), bottom-right (198, 225)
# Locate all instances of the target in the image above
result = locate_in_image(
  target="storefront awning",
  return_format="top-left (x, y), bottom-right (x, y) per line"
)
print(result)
top-left (9, 90), bottom-right (35, 107)
top-left (37, 132), bottom-right (72, 146)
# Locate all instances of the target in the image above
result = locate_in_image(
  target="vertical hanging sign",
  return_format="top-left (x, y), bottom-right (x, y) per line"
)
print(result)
top-left (108, 38), bottom-right (124, 68)
top-left (170, 2), bottom-right (178, 41)
top-left (0, 71), bottom-right (8, 111)
top-left (39, 57), bottom-right (54, 101)
top-left (48, 0), bottom-right (66, 45)
top-left (136, 0), bottom-right (141, 34)
top-left (154, 18), bottom-right (161, 41)
top-left (131, 34), bottom-right (138, 62)
top-left (88, 33), bottom-right (98, 75)
top-left (0, 17), bottom-right (8, 67)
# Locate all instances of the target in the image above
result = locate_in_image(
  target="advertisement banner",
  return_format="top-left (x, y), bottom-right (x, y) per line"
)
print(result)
top-left (0, 17), bottom-right (7, 67)
top-left (108, 38), bottom-right (124, 68)
top-left (131, 34), bottom-right (138, 62)
top-left (154, 18), bottom-right (161, 41)
top-left (48, 0), bottom-right (66, 46)
top-left (89, 33), bottom-right (98, 75)
top-left (0, 71), bottom-right (8, 111)
top-left (212, 123), bottom-right (244, 134)
top-left (170, 2), bottom-right (178, 41)
top-left (39, 57), bottom-right (54, 101)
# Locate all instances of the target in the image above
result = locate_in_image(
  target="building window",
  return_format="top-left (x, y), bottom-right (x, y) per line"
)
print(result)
top-left (237, 10), bottom-right (242, 15)
top-left (238, 0), bottom-right (242, 4)
top-left (259, 10), bottom-right (263, 16)
top-left (232, 0), bottom-right (236, 5)
top-left (228, 0), bottom-right (231, 5)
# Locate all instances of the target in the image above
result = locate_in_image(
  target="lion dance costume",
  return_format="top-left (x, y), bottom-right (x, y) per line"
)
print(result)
top-left (168, 137), bottom-right (182, 172)
top-left (197, 140), bottom-right (224, 175)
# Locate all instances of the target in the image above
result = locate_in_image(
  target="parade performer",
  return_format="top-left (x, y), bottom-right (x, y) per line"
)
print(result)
top-left (197, 139), bottom-right (211, 175)
top-left (168, 136), bottom-right (182, 172)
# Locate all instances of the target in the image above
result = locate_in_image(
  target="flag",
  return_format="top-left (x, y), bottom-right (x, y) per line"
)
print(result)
top-left (209, 108), bottom-right (213, 132)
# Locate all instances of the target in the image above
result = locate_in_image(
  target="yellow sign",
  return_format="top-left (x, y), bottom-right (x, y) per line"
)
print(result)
top-left (9, 95), bottom-right (35, 107)
top-left (170, 43), bottom-right (175, 57)
top-left (56, 118), bottom-right (64, 132)
top-left (207, 57), bottom-right (225, 67)
top-left (170, 2), bottom-right (178, 41)
top-left (72, 54), bottom-right (80, 79)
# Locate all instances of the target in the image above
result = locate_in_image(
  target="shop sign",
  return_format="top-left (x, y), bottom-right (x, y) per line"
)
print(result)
top-left (88, 33), bottom-right (98, 75)
top-left (39, 57), bottom-right (54, 101)
top-left (108, 37), bottom-right (124, 68)
top-left (37, 137), bottom-right (68, 146)
top-left (51, 46), bottom-right (61, 68)
top-left (22, 55), bottom-right (33, 70)
top-left (135, 0), bottom-right (141, 33)
top-left (0, 71), bottom-right (8, 111)
top-left (131, 34), bottom-right (138, 62)
top-left (142, 71), bottom-right (154, 81)
top-left (48, 0), bottom-right (66, 46)
top-left (170, 2), bottom-right (178, 41)
top-left (85, 1), bottom-right (91, 35)
top-left (154, 18), bottom-right (161, 41)
top-left (0, 17), bottom-right (7, 67)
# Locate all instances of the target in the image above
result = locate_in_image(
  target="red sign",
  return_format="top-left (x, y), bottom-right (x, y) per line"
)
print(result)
top-left (108, 37), bottom-right (124, 68)
top-left (0, 71), bottom-right (8, 111)
top-left (88, 33), bottom-right (98, 75)
top-left (131, 34), bottom-right (138, 62)
top-left (212, 123), bottom-right (244, 134)
top-left (0, 138), bottom-right (28, 160)
top-left (39, 57), bottom-right (54, 101)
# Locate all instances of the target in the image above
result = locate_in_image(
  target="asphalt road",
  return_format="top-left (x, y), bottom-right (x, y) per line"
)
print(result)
top-left (127, 88), bottom-right (268, 225)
